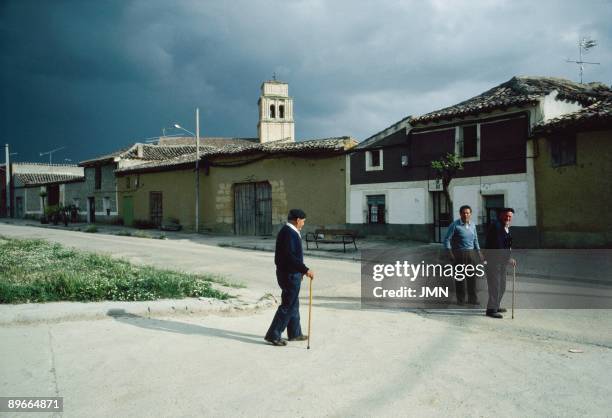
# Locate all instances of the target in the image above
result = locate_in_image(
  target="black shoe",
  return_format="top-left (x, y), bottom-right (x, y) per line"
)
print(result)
top-left (486, 311), bottom-right (503, 319)
top-left (497, 308), bottom-right (507, 313)
top-left (265, 337), bottom-right (287, 346)
top-left (288, 335), bottom-right (308, 341)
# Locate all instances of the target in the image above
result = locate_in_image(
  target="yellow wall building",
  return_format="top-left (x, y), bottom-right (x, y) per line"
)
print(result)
top-left (116, 137), bottom-right (355, 234)
top-left (532, 100), bottom-right (612, 248)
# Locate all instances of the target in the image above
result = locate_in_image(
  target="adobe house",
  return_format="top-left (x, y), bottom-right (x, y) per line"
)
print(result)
top-left (9, 163), bottom-right (85, 219)
top-left (115, 80), bottom-right (357, 234)
top-left (79, 143), bottom-right (196, 224)
top-left (349, 76), bottom-right (611, 246)
top-left (530, 98), bottom-right (612, 248)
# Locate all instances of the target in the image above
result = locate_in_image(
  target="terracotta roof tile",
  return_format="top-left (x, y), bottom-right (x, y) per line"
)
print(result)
top-left (413, 76), bottom-right (611, 124)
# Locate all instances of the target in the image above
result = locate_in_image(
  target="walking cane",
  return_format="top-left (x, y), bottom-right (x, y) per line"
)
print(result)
top-left (307, 277), bottom-right (313, 350)
top-left (512, 264), bottom-right (516, 319)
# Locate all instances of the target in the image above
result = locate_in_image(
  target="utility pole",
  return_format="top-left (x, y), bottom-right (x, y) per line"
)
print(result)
top-left (4, 144), bottom-right (10, 217)
top-left (195, 108), bottom-right (200, 233)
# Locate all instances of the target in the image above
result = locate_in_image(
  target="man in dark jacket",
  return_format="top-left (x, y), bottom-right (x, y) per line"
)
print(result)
top-left (484, 208), bottom-right (516, 319)
top-left (265, 209), bottom-right (315, 346)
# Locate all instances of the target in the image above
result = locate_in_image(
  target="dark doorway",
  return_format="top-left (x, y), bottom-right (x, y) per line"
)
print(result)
top-left (432, 191), bottom-right (450, 243)
top-left (47, 185), bottom-right (60, 206)
top-left (484, 194), bottom-right (505, 227)
top-left (234, 182), bottom-right (272, 235)
top-left (149, 192), bottom-right (163, 227)
top-left (88, 197), bottom-right (95, 223)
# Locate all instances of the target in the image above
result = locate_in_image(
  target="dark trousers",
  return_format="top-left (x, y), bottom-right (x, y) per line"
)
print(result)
top-left (486, 258), bottom-right (508, 311)
top-left (265, 271), bottom-right (303, 341)
top-left (453, 250), bottom-right (478, 303)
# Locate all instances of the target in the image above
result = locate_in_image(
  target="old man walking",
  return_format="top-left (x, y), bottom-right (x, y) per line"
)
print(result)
top-left (265, 209), bottom-right (315, 346)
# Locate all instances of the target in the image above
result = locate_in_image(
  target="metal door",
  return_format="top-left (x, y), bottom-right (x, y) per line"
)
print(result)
top-left (234, 182), bottom-right (272, 235)
top-left (149, 192), bottom-right (163, 226)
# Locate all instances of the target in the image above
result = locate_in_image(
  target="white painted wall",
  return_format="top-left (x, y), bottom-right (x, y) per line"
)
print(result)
top-left (388, 188), bottom-right (427, 224)
top-left (540, 91), bottom-right (583, 123)
top-left (348, 174), bottom-right (535, 226)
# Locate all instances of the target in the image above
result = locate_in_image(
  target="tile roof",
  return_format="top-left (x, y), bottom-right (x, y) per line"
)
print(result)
top-left (412, 76), bottom-right (611, 125)
top-left (80, 139), bottom-right (259, 165)
top-left (532, 98), bottom-right (612, 135)
top-left (116, 137), bottom-right (357, 174)
top-left (15, 173), bottom-right (84, 186)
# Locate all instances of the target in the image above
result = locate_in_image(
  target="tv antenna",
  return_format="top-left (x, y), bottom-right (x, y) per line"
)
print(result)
top-left (39, 146), bottom-right (65, 164)
top-left (566, 37), bottom-right (600, 83)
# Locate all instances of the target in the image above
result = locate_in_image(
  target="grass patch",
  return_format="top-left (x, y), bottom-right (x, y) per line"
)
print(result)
top-left (0, 237), bottom-right (231, 304)
top-left (84, 225), bottom-right (98, 233)
top-left (115, 230), bottom-right (133, 237)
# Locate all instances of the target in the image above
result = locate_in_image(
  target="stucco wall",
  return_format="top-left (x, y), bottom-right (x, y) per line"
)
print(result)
top-left (118, 169), bottom-right (196, 230)
top-left (201, 155), bottom-right (347, 234)
top-left (84, 164), bottom-right (119, 223)
top-left (534, 129), bottom-right (612, 247)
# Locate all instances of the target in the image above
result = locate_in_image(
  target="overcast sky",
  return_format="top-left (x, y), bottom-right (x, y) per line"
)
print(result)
top-left (1, 0), bottom-right (610, 163)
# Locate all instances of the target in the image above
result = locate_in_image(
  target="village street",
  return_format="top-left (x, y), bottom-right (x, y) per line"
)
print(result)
top-left (1, 223), bottom-right (611, 417)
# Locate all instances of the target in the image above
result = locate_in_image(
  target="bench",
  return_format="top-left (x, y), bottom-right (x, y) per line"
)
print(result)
top-left (305, 229), bottom-right (358, 253)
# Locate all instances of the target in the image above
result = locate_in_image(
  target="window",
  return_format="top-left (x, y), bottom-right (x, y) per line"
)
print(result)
top-left (456, 124), bottom-right (480, 160)
top-left (95, 166), bottom-right (102, 190)
top-left (269, 104), bottom-right (276, 118)
top-left (279, 104), bottom-right (285, 119)
top-left (367, 195), bottom-right (386, 224)
top-left (550, 135), bottom-right (576, 167)
top-left (365, 149), bottom-right (384, 171)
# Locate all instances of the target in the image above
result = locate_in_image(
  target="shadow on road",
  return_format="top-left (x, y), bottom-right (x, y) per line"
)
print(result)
top-left (106, 309), bottom-right (266, 346)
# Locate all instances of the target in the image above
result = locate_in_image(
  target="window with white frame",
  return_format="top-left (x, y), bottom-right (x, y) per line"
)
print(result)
top-left (365, 149), bottom-right (384, 171)
top-left (456, 124), bottom-right (480, 160)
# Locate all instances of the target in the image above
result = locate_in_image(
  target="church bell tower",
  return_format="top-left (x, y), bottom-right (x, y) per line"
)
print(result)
top-left (257, 78), bottom-right (295, 143)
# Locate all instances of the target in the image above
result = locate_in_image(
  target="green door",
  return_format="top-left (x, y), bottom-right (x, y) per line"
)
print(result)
top-left (123, 196), bottom-right (134, 227)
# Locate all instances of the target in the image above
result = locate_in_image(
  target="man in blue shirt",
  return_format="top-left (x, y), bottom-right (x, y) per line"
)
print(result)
top-left (444, 205), bottom-right (484, 306)
top-left (265, 209), bottom-right (315, 346)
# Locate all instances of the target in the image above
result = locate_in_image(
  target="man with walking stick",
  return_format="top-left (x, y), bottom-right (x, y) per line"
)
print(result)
top-left (265, 209), bottom-right (315, 346)
top-left (484, 208), bottom-right (516, 319)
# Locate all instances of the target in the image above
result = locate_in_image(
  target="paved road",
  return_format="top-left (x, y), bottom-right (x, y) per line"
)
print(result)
top-left (1, 224), bottom-right (611, 417)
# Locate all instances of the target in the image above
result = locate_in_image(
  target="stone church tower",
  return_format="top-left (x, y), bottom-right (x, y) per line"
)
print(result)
top-left (257, 79), bottom-right (295, 143)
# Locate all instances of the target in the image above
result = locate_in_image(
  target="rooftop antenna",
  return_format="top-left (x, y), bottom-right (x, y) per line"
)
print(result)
top-left (566, 37), bottom-right (600, 83)
top-left (39, 146), bottom-right (65, 164)
top-left (273, 71), bottom-right (276, 81)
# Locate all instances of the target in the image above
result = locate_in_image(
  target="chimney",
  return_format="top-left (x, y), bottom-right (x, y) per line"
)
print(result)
top-left (136, 144), bottom-right (144, 159)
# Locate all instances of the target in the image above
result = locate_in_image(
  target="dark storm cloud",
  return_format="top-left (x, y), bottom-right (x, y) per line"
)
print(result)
top-left (1, 0), bottom-right (610, 163)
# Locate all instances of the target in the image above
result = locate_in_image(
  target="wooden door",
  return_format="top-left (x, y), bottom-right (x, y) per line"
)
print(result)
top-left (234, 182), bottom-right (272, 235)
top-left (149, 192), bottom-right (163, 227)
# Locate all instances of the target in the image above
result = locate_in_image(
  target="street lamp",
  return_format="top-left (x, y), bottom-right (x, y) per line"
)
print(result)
top-left (173, 108), bottom-right (201, 233)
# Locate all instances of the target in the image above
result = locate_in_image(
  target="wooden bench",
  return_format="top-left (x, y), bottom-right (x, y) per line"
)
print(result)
top-left (305, 229), bottom-right (358, 253)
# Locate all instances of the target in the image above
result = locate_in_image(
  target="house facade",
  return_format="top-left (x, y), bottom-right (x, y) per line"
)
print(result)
top-left (9, 163), bottom-right (85, 219)
top-left (349, 76), bottom-right (610, 246)
top-left (116, 137), bottom-right (355, 234)
top-left (531, 98), bottom-right (612, 248)
top-left (79, 143), bottom-right (196, 224)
